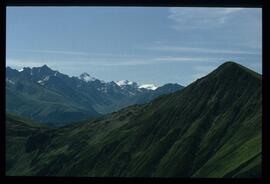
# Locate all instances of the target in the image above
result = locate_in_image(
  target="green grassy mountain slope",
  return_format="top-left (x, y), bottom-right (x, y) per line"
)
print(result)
top-left (6, 61), bottom-right (261, 177)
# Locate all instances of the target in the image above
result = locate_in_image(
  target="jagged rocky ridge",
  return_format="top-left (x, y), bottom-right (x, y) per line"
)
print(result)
top-left (6, 65), bottom-right (184, 125)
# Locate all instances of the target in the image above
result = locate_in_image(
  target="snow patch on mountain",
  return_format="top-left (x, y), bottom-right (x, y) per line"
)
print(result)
top-left (116, 80), bottom-right (137, 87)
top-left (6, 78), bottom-right (15, 84)
top-left (37, 76), bottom-right (50, 85)
top-left (139, 84), bottom-right (158, 90)
top-left (97, 86), bottom-right (108, 93)
top-left (18, 68), bottom-right (33, 75)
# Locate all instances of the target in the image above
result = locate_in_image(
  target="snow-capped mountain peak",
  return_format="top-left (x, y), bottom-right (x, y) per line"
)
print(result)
top-left (79, 72), bottom-right (97, 82)
top-left (138, 84), bottom-right (158, 90)
top-left (116, 80), bottom-right (137, 87)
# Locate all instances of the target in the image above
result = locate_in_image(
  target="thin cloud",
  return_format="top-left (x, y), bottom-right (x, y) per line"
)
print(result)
top-left (147, 46), bottom-right (260, 55)
top-left (10, 49), bottom-right (140, 58)
top-left (6, 58), bottom-right (154, 68)
top-left (7, 56), bottom-right (223, 69)
top-left (168, 7), bottom-right (245, 30)
top-left (11, 49), bottom-right (88, 56)
top-left (153, 57), bottom-right (220, 63)
top-left (6, 59), bottom-right (47, 68)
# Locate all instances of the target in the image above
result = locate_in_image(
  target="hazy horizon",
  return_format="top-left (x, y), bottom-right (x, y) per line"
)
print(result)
top-left (6, 7), bottom-right (262, 86)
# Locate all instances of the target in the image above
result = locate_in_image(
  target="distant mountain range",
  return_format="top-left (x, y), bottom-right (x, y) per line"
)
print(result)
top-left (6, 61), bottom-right (261, 177)
top-left (6, 65), bottom-right (184, 125)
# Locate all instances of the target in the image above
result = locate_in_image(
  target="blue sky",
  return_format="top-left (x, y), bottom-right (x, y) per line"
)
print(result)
top-left (6, 7), bottom-right (262, 86)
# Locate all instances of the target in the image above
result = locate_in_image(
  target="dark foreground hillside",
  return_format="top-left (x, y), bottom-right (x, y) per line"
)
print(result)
top-left (6, 62), bottom-right (261, 177)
